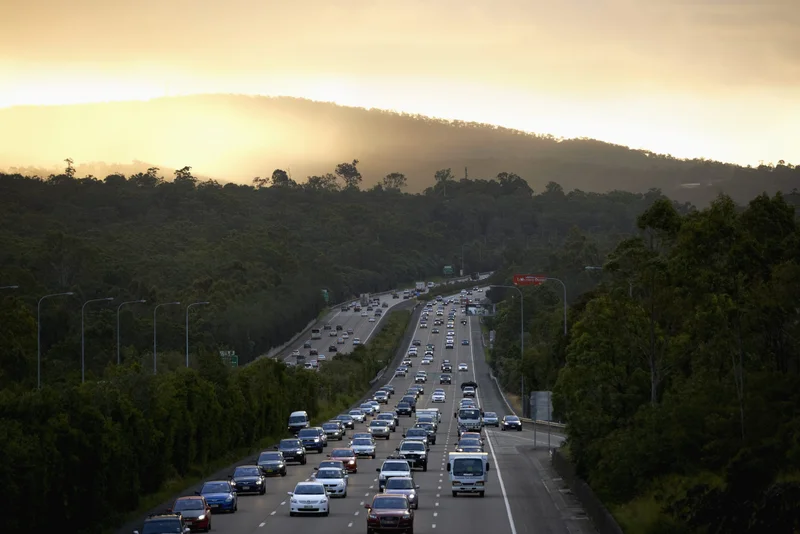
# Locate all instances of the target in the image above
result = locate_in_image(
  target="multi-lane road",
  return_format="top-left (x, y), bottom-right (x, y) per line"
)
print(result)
top-left (164, 291), bottom-right (595, 534)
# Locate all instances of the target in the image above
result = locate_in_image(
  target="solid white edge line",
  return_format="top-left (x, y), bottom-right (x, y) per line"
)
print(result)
top-left (468, 316), bottom-right (518, 534)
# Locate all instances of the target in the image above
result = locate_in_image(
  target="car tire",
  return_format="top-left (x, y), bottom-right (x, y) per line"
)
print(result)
top-left (301, 457), bottom-right (307, 465)
top-left (518, 427), bottom-right (522, 432)
top-left (452, 491), bottom-right (458, 497)
top-left (371, 454), bottom-right (376, 459)
top-left (260, 488), bottom-right (266, 495)
top-left (323, 510), bottom-right (329, 517)
top-left (281, 469), bottom-right (287, 476)
top-left (422, 464), bottom-right (428, 472)
top-left (233, 502), bottom-right (238, 512)
top-left (501, 427), bottom-right (506, 431)
top-left (290, 512), bottom-right (296, 517)
top-left (479, 491), bottom-right (485, 497)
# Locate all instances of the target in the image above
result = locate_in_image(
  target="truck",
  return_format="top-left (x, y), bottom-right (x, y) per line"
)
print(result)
top-left (415, 282), bottom-right (426, 292)
top-left (446, 452), bottom-right (490, 497)
top-left (360, 293), bottom-right (370, 307)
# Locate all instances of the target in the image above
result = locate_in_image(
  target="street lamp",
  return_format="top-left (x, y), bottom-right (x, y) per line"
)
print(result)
top-left (153, 301), bottom-right (180, 375)
top-left (81, 297), bottom-right (114, 383)
top-left (543, 278), bottom-right (568, 336)
top-left (461, 243), bottom-right (472, 278)
top-left (0, 285), bottom-right (19, 290)
top-left (185, 301), bottom-right (210, 367)
top-left (585, 265), bottom-right (632, 297)
top-left (491, 284), bottom-right (525, 416)
top-left (37, 291), bottom-right (74, 389)
top-left (117, 299), bottom-right (146, 365)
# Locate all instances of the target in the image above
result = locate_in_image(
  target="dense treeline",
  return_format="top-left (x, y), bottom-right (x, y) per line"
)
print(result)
top-left (2, 95), bottom-right (799, 206)
top-left (0, 308), bottom-right (410, 533)
top-left (487, 191), bottom-right (800, 532)
top-left (0, 163), bottom-right (661, 390)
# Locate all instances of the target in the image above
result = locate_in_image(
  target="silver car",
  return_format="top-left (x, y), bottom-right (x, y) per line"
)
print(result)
top-left (383, 476), bottom-right (420, 509)
top-left (311, 467), bottom-right (349, 498)
top-left (482, 411), bottom-right (500, 427)
top-left (369, 420), bottom-right (391, 439)
top-left (350, 437), bottom-right (377, 458)
top-left (349, 409), bottom-right (366, 423)
top-left (375, 413), bottom-right (397, 431)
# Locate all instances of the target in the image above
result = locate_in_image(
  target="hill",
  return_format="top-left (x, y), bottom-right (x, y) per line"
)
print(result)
top-left (1, 94), bottom-right (797, 205)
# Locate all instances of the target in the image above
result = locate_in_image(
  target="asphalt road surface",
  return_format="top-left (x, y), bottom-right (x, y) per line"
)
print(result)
top-left (186, 290), bottom-right (596, 534)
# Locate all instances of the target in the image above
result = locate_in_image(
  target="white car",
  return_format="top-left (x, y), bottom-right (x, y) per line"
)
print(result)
top-left (352, 338), bottom-right (361, 345)
top-left (369, 317), bottom-right (376, 322)
top-left (431, 392), bottom-right (446, 403)
top-left (350, 437), bottom-right (377, 458)
top-left (292, 349), bottom-right (300, 357)
top-left (311, 467), bottom-right (348, 498)
top-left (361, 311), bottom-right (368, 317)
top-left (458, 363), bottom-right (468, 372)
top-left (288, 481), bottom-right (330, 516)
top-left (421, 358), bottom-right (432, 365)
top-left (348, 409), bottom-right (366, 423)
top-left (377, 459), bottom-right (413, 491)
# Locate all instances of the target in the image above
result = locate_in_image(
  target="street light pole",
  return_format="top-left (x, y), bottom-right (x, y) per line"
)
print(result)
top-left (116, 299), bottom-right (146, 365)
top-left (544, 278), bottom-right (568, 336)
top-left (37, 291), bottom-right (74, 389)
top-left (585, 265), bottom-right (632, 297)
top-left (185, 301), bottom-right (210, 367)
top-left (81, 297), bottom-right (114, 383)
top-left (491, 284), bottom-right (524, 416)
top-left (153, 301), bottom-right (180, 375)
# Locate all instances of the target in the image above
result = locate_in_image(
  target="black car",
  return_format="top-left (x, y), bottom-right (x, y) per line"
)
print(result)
top-left (322, 421), bottom-right (345, 441)
top-left (501, 415), bottom-right (523, 431)
top-left (303, 341), bottom-right (312, 348)
top-left (135, 513), bottom-right (187, 534)
top-left (276, 438), bottom-right (307, 464)
top-left (297, 428), bottom-right (326, 452)
top-left (396, 402), bottom-right (413, 416)
top-left (329, 345), bottom-right (338, 352)
top-left (231, 465), bottom-right (266, 495)
top-left (257, 451), bottom-right (287, 476)
top-left (400, 395), bottom-right (417, 411)
top-left (440, 374), bottom-right (452, 384)
top-left (335, 414), bottom-right (355, 429)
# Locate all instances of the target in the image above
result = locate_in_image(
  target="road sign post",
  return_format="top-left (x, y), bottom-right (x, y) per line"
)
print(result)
top-left (513, 274), bottom-right (546, 286)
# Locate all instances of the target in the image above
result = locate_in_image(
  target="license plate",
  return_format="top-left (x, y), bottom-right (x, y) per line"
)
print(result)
top-left (302, 506), bottom-right (314, 510)
top-left (241, 486), bottom-right (250, 490)
top-left (265, 468), bottom-right (274, 472)
top-left (210, 504), bottom-right (219, 508)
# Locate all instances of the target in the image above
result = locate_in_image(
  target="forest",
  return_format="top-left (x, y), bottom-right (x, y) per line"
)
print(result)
top-left (485, 191), bottom-right (800, 533)
top-left (2, 95), bottom-right (799, 206)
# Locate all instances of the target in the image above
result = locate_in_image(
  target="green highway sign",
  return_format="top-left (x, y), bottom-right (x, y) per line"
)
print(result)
top-left (220, 350), bottom-right (239, 367)
top-left (443, 265), bottom-right (454, 276)
top-left (321, 289), bottom-right (329, 303)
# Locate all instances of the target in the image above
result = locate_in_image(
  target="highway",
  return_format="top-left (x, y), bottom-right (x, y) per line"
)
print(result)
top-left (169, 289), bottom-right (595, 534)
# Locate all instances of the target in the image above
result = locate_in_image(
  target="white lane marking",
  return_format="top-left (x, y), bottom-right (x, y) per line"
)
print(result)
top-left (373, 478), bottom-right (378, 482)
top-left (369, 485), bottom-right (374, 489)
top-left (469, 318), bottom-right (518, 534)
top-left (280, 500), bottom-right (286, 505)
top-left (438, 485), bottom-right (442, 490)
top-left (433, 512), bottom-right (438, 517)
top-left (435, 502), bottom-right (440, 507)
top-left (360, 501), bottom-right (365, 505)
top-left (259, 522), bottom-right (266, 527)
top-left (348, 522), bottom-right (353, 527)
top-left (354, 511), bottom-right (360, 516)
top-left (436, 493), bottom-right (440, 497)
top-left (433, 524), bottom-right (437, 529)
top-left (269, 511), bottom-right (276, 516)
top-left (364, 492), bottom-right (369, 496)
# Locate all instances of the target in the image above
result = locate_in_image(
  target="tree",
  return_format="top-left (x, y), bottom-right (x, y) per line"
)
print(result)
top-left (382, 172), bottom-right (407, 191)
top-left (434, 168), bottom-right (455, 197)
top-left (335, 160), bottom-right (362, 190)
top-left (270, 168), bottom-right (295, 187)
top-left (305, 173), bottom-right (340, 191)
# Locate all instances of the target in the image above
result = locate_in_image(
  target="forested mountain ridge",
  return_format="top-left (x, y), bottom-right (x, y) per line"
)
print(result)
top-left (2, 94), bottom-right (798, 206)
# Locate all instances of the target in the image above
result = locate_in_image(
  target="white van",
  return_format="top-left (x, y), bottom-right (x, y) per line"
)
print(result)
top-left (287, 410), bottom-right (310, 433)
top-left (416, 408), bottom-right (442, 424)
top-left (446, 452), bottom-right (490, 497)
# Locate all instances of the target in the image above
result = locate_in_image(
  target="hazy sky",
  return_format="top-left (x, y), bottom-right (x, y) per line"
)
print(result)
top-left (2, 0), bottom-right (799, 166)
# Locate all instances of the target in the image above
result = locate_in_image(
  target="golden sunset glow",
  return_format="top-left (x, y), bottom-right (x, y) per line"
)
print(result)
top-left (1, 0), bottom-right (799, 168)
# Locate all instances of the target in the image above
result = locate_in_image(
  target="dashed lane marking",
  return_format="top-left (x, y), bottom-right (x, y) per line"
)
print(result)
top-left (270, 511), bottom-right (276, 516)
top-left (259, 522), bottom-right (266, 527)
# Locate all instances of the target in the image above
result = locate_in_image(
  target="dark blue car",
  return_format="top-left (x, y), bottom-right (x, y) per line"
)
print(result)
top-left (197, 480), bottom-right (238, 513)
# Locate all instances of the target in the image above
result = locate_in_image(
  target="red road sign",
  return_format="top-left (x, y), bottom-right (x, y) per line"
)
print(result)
top-left (513, 274), bottom-right (546, 286)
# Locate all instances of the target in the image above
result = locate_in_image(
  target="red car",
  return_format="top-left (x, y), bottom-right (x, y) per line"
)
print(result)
top-left (365, 494), bottom-right (414, 533)
top-left (328, 448), bottom-right (358, 473)
top-left (169, 495), bottom-right (211, 532)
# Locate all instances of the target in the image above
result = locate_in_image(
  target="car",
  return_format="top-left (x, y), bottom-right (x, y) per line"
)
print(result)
top-left (440, 374), bottom-right (452, 384)
top-left (134, 513), bottom-right (189, 534)
top-left (364, 494), bottom-right (415, 533)
top-left (231, 465), bottom-right (266, 495)
top-left (329, 330), bottom-right (337, 337)
top-left (502, 415), bottom-right (523, 431)
top-left (360, 402), bottom-right (378, 415)
top-left (257, 450), bottom-right (288, 476)
top-left (309, 348), bottom-right (319, 356)
top-left (401, 428), bottom-right (430, 449)
top-left (396, 402), bottom-right (413, 416)
top-left (168, 496), bottom-right (211, 532)
top-left (383, 476), bottom-right (421, 509)
top-left (311, 466), bottom-right (349, 498)
top-left (353, 338), bottom-right (361, 345)
top-left (394, 439), bottom-right (428, 471)
top-left (347, 328), bottom-right (354, 335)
top-left (369, 317), bottom-right (376, 322)
top-left (328, 345), bottom-right (338, 352)
top-left (317, 459), bottom-right (346, 471)
top-left (421, 358), bottom-right (432, 365)
top-left (446, 342), bottom-right (454, 349)
top-left (369, 419), bottom-right (392, 439)
top-left (292, 349), bottom-right (301, 357)
top-left (463, 386), bottom-right (476, 398)
top-left (458, 363), bottom-right (468, 372)
top-left (432, 328), bottom-right (440, 333)
top-left (414, 422), bottom-right (437, 444)
top-left (376, 459), bottom-right (413, 490)
top-left (328, 448), bottom-right (358, 473)
top-left (482, 411), bottom-right (500, 426)
top-left (461, 318), bottom-right (467, 325)
top-left (414, 373), bottom-right (427, 383)
top-left (375, 412), bottom-right (398, 431)
top-left (461, 432), bottom-right (484, 444)
top-left (431, 392), bottom-right (445, 403)
top-left (276, 438), bottom-right (307, 465)
top-left (455, 438), bottom-right (483, 453)
top-left (335, 414), bottom-right (355, 429)
top-left (374, 391), bottom-right (389, 404)
top-left (395, 368), bottom-right (407, 377)
top-left (349, 409), bottom-right (367, 423)
top-left (402, 358), bottom-right (413, 367)
top-left (288, 481), bottom-right (329, 516)
top-left (198, 480), bottom-right (238, 513)
top-left (350, 437), bottom-right (377, 458)
top-left (337, 337), bottom-right (345, 344)
top-left (297, 428), bottom-right (326, 452)
top-left (462, 339), bottom-right (470, 345)
top-left (322, 421), bottom-right (345, 441)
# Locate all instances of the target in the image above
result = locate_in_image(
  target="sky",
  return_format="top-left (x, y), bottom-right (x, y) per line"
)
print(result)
top-left (1, 0), bottom-right (799, 166)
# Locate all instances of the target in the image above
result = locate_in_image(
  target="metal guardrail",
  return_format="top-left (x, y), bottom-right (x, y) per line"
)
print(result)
top-left (487, 370), bottom-right (567, 430)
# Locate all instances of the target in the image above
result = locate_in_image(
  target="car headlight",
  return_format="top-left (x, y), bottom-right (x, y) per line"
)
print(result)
top-left (369, 513), bottom-right (378, 519)
top-left (226, 495), bottom-right (234, 501)
top-left (197, 514), bottom-right (205, 520)
top-left (402, 514), bottom-right (411, 519)
top-left (290, 498), bottom-right (298, 503)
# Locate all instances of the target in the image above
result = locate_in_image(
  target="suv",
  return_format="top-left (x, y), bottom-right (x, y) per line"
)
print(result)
top-left (395, 439), bottom-right (429, 471)
top-left (376, 459), bottom-right (413, 491)
top-left (134, 513), bottom-right (189, 534)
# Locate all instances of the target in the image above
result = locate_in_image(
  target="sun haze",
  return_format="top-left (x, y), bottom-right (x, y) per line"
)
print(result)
top-left (1, 0), bottom-right (798, 167)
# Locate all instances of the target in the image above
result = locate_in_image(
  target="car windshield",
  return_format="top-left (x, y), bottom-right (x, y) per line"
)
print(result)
top-left (459, 409), bottom-right (480, 419)
top-left (315, 469), bottom-right (343, 479)
top-left (417, 424), bottom-right (433, 430)
top-left (360, 404), bottom-right (372, 409)
top-left (258, 452), bottom-right (281, 462)
top-left (322, 423), bottom-right (338, 430)
top-left (377, 414), bottom-right (393, 420)
top-left (234, 467), bottom-right (260, 477)
top-left (294, 484), bottom-right (325, 495)
top-left (383, 462), bottom-right (409, 471)
top-left (398, 403), bottom-right (410, 408)
top-left (507, 416), bottom-right (520, 422)
top-left (372, 497), bottom-right (408, 510)
top-left (453, 458), bottom-right (485, 476)
top-left (385, 478), bottom-right (414, 490)
top-left (485, 412), bottom-right (497, 418)
top-left (337, 415), bottom-right (352, 420)
top-left (289, 415), bottom-right (306, 424)
top-left (298, 429), bottom-right (318, 438)
top-left (142, 520), bottom-right (183, 534)
top-left (402, 442), bottom-right (425, 451)
top-left (279, 440), bottom-right (301, 449)
top-left (349, 410), bottom-right (362, 415)
top-left (370, 420), bottom-right (387, 427)
top-left (201, 482), bottom-right (230, 493)
top-left (331, 449), bottom-right (353, 458)
top-left (173, 499), bottom-right (204, 511)
top-left (406, 429), bottom-right (426, 437)
top-left (352, 439), bottom-right (373, 446)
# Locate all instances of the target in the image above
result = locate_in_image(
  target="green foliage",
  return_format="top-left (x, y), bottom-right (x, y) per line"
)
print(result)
top-left (0, 309), bottom-right (410, 534)
top-left (2, 96), bottom-right (799, 206)
top-left (492, 191), bottom-right (800, 532)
